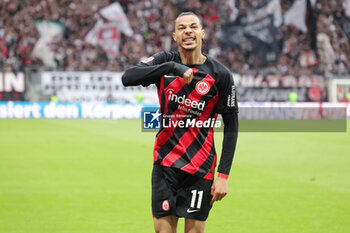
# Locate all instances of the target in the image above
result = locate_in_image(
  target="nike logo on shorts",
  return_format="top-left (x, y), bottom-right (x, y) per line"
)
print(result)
top-left (187, 208), bottom-right (200, 213)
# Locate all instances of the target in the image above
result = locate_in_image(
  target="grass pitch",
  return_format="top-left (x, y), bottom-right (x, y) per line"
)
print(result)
top-left (0, 119), bottom-right (349, 233)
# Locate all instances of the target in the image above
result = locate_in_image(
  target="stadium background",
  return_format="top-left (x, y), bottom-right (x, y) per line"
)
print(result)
top-left (0, 0), bottom-right (349, 232)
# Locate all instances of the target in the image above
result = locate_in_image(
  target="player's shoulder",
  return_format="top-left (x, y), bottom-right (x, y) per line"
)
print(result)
top-left (153, 50), bottom-right (180, 62)
top-left (206, 56), bottom-right (232, 79)
top-left (141, 50), bottom-right (180, 65)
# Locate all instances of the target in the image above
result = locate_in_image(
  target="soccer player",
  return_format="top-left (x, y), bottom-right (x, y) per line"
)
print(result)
top-left (122, 12), bottom-right (238, 233)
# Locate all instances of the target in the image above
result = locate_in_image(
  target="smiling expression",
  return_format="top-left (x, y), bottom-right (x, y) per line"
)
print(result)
top-left (173, 15), bottom-right (205, 52)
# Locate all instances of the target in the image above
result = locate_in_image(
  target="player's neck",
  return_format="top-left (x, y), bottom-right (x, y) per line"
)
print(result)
top-left (179, 48), bottom-right (206, 65)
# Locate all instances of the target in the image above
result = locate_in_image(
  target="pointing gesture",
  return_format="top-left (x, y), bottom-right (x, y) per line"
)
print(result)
top-left (210, 177), bottom-right (228, 205)
top-left (183, 68), bottom-right (194, 84)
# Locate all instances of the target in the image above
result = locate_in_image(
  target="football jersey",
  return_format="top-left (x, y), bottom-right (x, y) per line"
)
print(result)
top-left (142, 51), bottom-right (238, 180)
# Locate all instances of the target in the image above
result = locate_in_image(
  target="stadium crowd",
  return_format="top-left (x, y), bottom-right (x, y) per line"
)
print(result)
top-left (1, 0), bottom-right (350, 76)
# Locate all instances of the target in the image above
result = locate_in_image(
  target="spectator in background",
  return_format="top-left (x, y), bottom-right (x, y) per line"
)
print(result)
top-left (1, 0), bottom-right (350, 76)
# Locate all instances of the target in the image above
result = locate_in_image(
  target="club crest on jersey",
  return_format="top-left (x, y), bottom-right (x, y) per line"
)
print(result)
top-left (162, 200), bottom-right (170, 211)
top-left (196, 80), bottom-right (210, 95)
top-left (142, 56), bottom-right (154, 63)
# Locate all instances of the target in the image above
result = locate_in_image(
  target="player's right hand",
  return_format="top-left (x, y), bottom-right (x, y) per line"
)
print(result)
top-left (183, 68), bottom-right (194, 84)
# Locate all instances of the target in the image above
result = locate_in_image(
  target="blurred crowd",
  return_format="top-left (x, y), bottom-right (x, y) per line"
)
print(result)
top-left (1, 0), bottom-right (350, 76)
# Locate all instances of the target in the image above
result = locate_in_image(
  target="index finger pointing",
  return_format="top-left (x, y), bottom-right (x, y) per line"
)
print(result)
top-left (210, 193), bottom-right (217, 205)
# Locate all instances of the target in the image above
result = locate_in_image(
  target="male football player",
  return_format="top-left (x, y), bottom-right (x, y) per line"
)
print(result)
top-left (122, 12), bottom-right (238, 233)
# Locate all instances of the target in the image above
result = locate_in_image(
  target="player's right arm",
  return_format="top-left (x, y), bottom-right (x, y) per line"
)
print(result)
top-left (122, 52), bottom-right (191, 87)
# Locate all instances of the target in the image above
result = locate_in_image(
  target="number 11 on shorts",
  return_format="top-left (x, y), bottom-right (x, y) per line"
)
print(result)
top-left (190, 189), bottom-right (203, 209)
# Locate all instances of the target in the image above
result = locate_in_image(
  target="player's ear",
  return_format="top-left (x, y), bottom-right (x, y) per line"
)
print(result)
top-left (201, 29), bottom-right (205, 40)
top-left (172, 32), bottom-right (176, 41)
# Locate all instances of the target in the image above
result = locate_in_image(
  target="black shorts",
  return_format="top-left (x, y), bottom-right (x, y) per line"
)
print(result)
top-left (152, 163), bottom-right (213, 221)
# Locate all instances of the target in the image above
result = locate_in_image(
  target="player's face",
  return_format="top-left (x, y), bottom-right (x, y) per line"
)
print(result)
top-left (173, 15), bottom-right (205, 52)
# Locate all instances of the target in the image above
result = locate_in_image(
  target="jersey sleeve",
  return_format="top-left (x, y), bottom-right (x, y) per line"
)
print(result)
top-left (216, 70), bottom-right (238, 114)
top-left (139, 52), bottom-right (168, 66)
top-left (217, 112), bottom-right (238, 178)
top-left (122, 52), bottom-right (189, 87)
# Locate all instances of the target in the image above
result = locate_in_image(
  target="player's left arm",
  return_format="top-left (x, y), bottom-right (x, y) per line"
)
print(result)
top-left (210, 112), bottom-right (238, 205)
top-left (210, 68), bottom-right (239, 205)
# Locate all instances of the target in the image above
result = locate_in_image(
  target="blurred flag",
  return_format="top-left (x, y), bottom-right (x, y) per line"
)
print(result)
top-left (337, 16), bottom-right (350, 43)
top-left (99, 2), bottom-right (133, 37)
top-left (85, 19), bottom-right (121, 58)
top-left (85, 2), bottom-right (133, 58)
top-left (220, 0), bottom-right (282, 64)
top-left (284, 0), bottom-right (316, 33)
top-left (344, 0), bottom-right (350, 17)
top-left (284, 0), bottom-right (317, 52)
top-left (32, 21), bottom-right (64, 68)
top-left (284, 0), bottom-right (307, 32)
top-left (306, 0), bottom-right (317, 53)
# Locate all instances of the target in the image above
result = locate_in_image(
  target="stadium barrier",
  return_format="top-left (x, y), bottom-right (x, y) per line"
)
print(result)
top-left (1, 101), bottom-right (349, 119)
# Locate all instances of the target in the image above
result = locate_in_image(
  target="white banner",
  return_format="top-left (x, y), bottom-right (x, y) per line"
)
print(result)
top-left (41, 71), bottom-right (158, 103)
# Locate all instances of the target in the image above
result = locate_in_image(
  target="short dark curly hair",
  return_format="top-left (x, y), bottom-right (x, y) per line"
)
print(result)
top-left (175, 11), bottom-right (203, 28)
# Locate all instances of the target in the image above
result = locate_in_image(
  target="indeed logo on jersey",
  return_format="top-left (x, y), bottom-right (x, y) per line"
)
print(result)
top-left (167, 89), bottom-right (205, 111)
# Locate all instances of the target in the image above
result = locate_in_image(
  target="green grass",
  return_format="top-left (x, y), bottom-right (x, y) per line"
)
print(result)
top-left (0, 119), bottom-right (349, 233)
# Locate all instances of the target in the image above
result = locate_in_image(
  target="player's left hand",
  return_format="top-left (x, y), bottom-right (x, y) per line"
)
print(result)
top-left (210, 177), bottom-right (228, 205)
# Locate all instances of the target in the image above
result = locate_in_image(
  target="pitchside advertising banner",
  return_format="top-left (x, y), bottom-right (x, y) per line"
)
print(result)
top-left (0, 101), bottom-right (347, 132)
top-left (0, 102), bottom-right (143, 119)
top-left (142, 103), bottom-right (348, 132)
top-left (0, 101), bottom-right (348, 119)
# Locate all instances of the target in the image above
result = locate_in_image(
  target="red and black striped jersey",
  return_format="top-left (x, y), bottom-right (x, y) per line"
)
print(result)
top-left (122, 51), bottom-right (238, 180)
